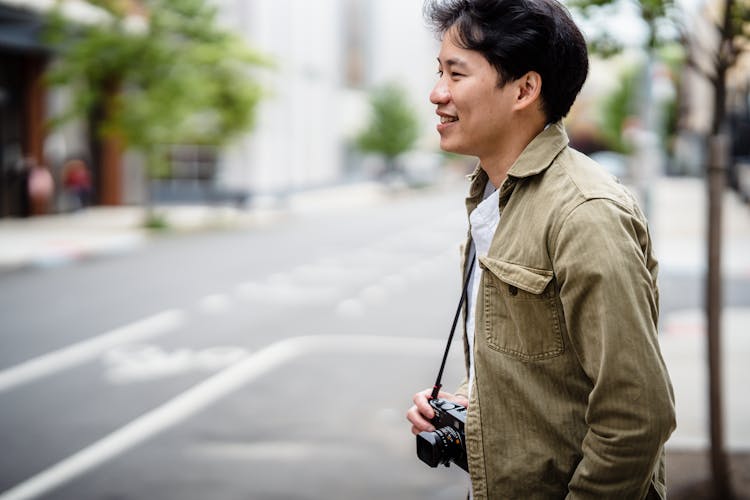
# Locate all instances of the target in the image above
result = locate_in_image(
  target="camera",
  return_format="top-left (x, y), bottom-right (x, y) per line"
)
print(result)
top-left (416, 398), bottom-right (468, 472)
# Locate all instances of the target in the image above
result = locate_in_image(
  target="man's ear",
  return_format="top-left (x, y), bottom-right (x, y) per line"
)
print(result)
top-left (513, 71), bottom-right (542, 111)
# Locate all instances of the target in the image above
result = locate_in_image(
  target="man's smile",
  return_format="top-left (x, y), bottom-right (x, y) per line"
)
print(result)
top-left (437, 111), bottom-right (458, 133)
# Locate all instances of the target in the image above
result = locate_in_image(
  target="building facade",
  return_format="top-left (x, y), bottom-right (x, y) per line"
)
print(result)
top-left (0, 2), bottom-right (48, 216)
top-left (215, 0), bottom-right (440, 200)
top-left (0, 0), bottom-right (444, 215)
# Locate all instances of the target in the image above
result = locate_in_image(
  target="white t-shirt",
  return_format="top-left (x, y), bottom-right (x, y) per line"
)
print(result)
top-left (466, 182), bottom-right (501, 397)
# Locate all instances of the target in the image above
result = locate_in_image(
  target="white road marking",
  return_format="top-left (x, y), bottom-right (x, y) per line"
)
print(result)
top-left (234, 280), bottom-right (263, 299)
top-left (230, 221), bottom-right (463, 315)
top-left (0, 335), bottom-right (442, 500)
top-left (359, 285), bottom-right (387, 305)
top-left (0, 310), bottom-right (185, 393)
top-left (187, 440), bottom-right (370, 463)
top-left (234, 281), bottom-right (338, 305)
top-left (381, 274), bottom-right (407, 292)
top-left (197, 293), bottom-right (232, 314)
top-left (102, 344), bottom-right (249, 384)
top-left (267, 272), bottom-right (292, 285)
top-left (335, 298), bottom-right (365, 318)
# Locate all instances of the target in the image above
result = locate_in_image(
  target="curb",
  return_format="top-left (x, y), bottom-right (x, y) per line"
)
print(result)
top-left (0, 182), bottom-right (391, 273)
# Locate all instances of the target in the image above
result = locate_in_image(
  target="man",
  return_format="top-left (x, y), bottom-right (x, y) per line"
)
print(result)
top-left (406, 0), bottom-right (676, 498)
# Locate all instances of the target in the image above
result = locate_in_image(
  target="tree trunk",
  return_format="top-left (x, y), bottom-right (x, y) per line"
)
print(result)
top-left (705, 0), bottom-right (735, 497)
top-left (99, 79), bottom-right (124, 206)
top-left (706, 134), bottom-right (731, 500)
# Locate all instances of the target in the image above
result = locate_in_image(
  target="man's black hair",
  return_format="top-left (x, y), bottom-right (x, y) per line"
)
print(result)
top-left (424, 0), bottom-right (589, 124)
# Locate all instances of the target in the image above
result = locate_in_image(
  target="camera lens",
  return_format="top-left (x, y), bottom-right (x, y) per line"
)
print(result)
top-left (416, 426), bottom-right (463, 467)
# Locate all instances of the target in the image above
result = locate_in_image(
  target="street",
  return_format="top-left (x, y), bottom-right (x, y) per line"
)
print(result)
top-left (0, 178), bottom-right (748, 499)
top-left (0, 183), bottom-right (473, 500)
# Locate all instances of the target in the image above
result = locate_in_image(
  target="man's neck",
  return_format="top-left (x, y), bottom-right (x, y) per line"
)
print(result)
top-left (480, 119), bottom-right (546, 188)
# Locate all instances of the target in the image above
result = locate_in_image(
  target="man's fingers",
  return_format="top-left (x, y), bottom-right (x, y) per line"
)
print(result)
top-left (407, 387), bottom-right (468, 435)
top-left (406, 404), bottom-right (435, 434)
top-left (412, 390), bottom-right (435, 419)
top-left (410, 421), bottom-right (435, 434)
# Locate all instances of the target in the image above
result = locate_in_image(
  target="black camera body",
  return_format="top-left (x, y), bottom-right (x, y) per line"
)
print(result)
top-left (416, 398), bottom-right (468, 472)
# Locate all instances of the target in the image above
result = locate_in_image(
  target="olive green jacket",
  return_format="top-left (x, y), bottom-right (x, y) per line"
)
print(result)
top-left (457, 122), bottom-right (676, 499)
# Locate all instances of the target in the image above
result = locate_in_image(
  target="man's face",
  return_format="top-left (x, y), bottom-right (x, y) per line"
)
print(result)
top-left (430, 28), bottom-right (517, 157)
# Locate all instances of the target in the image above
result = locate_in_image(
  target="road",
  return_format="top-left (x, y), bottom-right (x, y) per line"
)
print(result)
top-left (0, 179), bottom-right (748, 499)
top-left (0, 184), bottom-right (473, 500)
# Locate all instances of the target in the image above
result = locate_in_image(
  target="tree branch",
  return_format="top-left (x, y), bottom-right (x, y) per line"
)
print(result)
top-left (680, 28), bottom-right (720, 84)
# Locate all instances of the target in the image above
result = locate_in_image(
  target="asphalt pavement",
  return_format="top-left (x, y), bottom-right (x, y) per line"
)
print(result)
top-left (1, 175), bottom-right (749, 498)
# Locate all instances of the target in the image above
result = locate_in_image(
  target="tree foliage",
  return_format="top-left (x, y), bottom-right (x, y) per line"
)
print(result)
top-left (599, 65), bottom-right (640, 153)
top-left (570, 0), bottom-right (749, 134)
top-left (569, 0), bottom-right (680, 51)
top-left (44, 0), bottom-right (269, 175)
top-left (356, 83), bottom-right (420, 163)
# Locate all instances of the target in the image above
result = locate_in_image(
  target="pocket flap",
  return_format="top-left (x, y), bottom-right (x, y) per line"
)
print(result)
top-left (478, 257), bottom-right (554, 295)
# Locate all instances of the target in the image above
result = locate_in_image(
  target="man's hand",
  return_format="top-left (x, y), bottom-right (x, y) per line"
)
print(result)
top-left (406, 388), bottom-right (469, 435)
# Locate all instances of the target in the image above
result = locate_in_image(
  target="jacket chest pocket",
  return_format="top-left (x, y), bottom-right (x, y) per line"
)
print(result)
top-left (479, 257), bottom-right (564, 362)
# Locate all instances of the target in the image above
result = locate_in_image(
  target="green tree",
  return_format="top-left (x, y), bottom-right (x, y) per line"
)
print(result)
top-left (44, 0), bottom-right (268, 209)
top-left (598, 51), bottom-right (679, 155)
top-left (570, 0), bottom-right (749, 136)
top-left (356, 83), bottom-right (420, 178)
top-left (599, 64), bottom-right (639, 153)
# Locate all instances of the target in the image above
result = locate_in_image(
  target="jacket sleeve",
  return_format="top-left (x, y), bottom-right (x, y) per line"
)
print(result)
top-left (552, 198), bottom-right (676, 499)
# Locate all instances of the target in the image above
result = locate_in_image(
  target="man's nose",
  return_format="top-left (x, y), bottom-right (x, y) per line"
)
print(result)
top-left (430, 82), bottom-right (450, 104)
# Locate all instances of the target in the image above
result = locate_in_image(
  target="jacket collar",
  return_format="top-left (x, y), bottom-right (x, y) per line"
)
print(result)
top-left (507, 120), bottom-right (569, 179)
top-left (465, 121), bottom-right (569, 212)
top-left (466, 162), bottom-right (488, 202)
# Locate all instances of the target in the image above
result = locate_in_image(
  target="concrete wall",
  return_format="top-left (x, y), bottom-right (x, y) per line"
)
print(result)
top-left (215, 0), bottom-right (441, 198)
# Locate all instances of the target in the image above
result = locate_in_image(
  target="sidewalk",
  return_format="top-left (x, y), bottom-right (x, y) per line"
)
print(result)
top-left (647, 177), bottom-right (750, 498)
top-left (650, 176), bottom-right (750, 278)
top-left (0, 205), bottom-right (252, 272)
top-left (646, 177), bottom-right (750, 455)
top-left (0, 182), bottom-right (388, 273)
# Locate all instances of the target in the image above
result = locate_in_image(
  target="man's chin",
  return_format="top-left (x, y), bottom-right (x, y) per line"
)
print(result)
top-left (439, 141), bottom-right (467, 155)
top-left (439, 139), bottom-right (459, 154)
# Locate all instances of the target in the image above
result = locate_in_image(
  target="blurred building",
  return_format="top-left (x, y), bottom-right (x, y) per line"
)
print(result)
top-left (672, 0), bottom-right (750, 180)
top-left (215, 0), bottom-right (440, 201)
top-left (0, 0), bottom-right (131, 216)
top-left (0, 1), bottom-right (49, 216)
top-left (0, 0), bottom-right (441, 216)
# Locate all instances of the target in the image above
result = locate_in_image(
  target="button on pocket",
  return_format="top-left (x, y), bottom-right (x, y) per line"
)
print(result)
top-left (479, 257), bottom-right (564, 362)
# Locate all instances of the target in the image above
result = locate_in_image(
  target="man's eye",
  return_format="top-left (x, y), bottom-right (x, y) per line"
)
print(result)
top-left (451, 72), bottom-right (464, 78)
top-left (436, 70), bottom-right (444, 77)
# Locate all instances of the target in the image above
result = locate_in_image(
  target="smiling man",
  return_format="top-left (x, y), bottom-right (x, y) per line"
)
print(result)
top-left (406, 0), bottom-right (676, 498)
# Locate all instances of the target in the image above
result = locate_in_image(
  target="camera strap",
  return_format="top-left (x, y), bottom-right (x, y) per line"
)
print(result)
top-left (430, 246), bottom-right (476, 400)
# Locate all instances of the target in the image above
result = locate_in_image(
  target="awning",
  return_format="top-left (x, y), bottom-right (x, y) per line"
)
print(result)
top-left (0, 4), bottom-right (48, 53)
top-left (0, 0), bottom-right (110, 24)
top-left (0, 0), bottom-right (113, 53)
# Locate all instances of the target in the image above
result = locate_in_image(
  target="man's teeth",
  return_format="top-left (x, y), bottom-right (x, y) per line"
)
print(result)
top-left (440, 116), bottom-right (458, 123)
